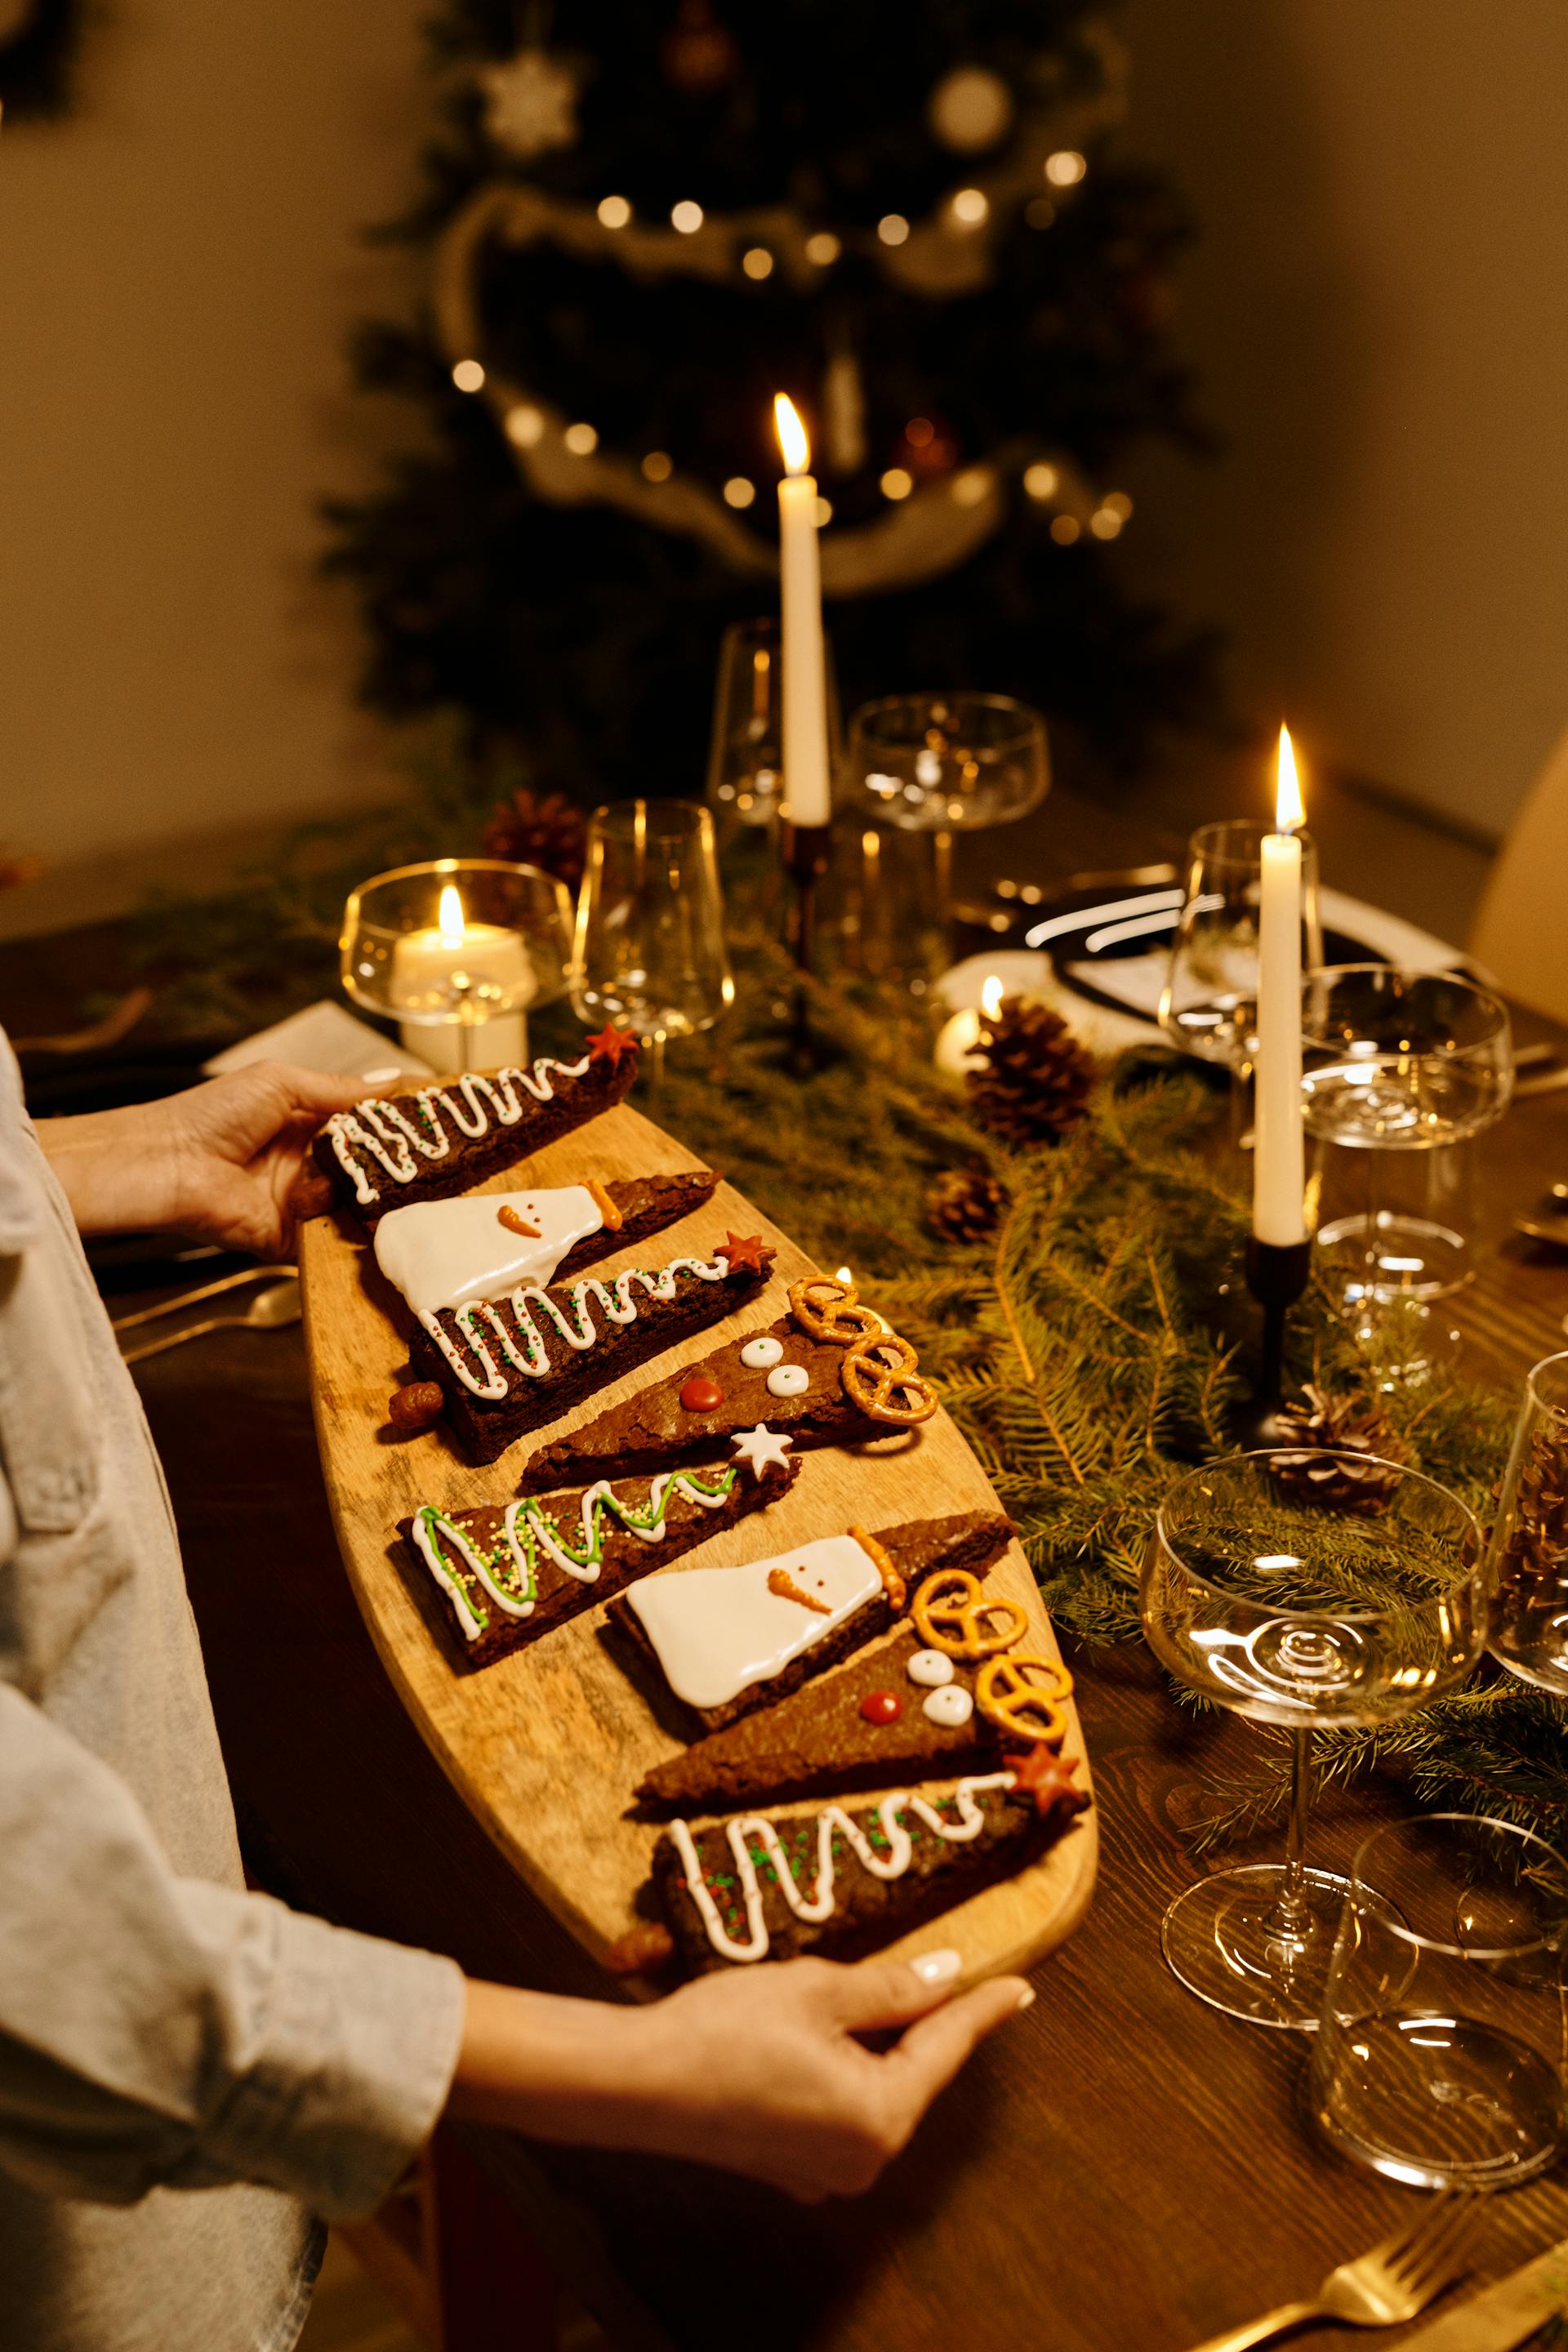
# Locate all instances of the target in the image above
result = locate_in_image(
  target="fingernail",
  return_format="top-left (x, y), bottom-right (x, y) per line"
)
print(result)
top-left (1014, 1986), bottom-right (1036, 2012)
top-left (910, 1948), bottom-right (963, 1989)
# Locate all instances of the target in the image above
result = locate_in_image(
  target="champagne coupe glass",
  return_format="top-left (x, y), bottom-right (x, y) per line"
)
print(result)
top-left (1159, 819), bottom-right (1323, 1068)
top-left (843, 693), bottom-right (1049, 946)
top-left (569, 800), bottom-right (734, 1086)
top-left (1142, 1451), bottom-right (1485, 2029)
top-left (1485, 1351), bottom-right (1568, 1695)
top-left (1302, 966), bottom-right (1514, 1316)
top-left (341, 858), bottom-right (573, 1075)
top-left (705, 616), bottom-right (841, 836)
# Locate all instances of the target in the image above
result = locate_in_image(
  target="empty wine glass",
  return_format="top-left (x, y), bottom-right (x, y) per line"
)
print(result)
top-left (1302, 966), bottom-right (1514, 1312)
top-left (1311, 1813), bottom-right (1568, 2187)
top-left (1159, 819), bottom-right (1323, 1067)
top-left (1484, 1351), bottom-right (1568, 1695)
top-left (705, 616), bottom-right (841, 835)
top-left (569, 800), bottom-right (734, 1085)
top-left (843, 693), bottom-right (1049, 943)
top-left (1143, 1451), bottom-right (1486, 2030)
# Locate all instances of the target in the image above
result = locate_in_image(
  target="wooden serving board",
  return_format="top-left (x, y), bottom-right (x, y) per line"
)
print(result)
top-left (298, 1100), bottom-right (1097, 1987)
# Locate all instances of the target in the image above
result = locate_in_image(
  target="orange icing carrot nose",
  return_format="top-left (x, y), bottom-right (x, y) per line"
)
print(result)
top-left (767, 1566), bottom-right (832, 1615)
top-left (497, 1205), bottom-right (541, 1237)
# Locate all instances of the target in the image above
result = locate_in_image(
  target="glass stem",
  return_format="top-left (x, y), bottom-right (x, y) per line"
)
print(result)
top-left (647, 1031), bottom-right (666, 1096)
top-left (1269, 1726), bottom-right (1316, 1940)
top-left (1363, 1147), bottom-right (1383, 1298)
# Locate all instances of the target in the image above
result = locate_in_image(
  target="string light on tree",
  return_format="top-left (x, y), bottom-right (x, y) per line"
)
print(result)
top-left (1050, 515), bottom-right (1080, 544)
top-left (597, 195), bottom-right (631, 228)
top-left (950, 188), bottom-right (989, 227)
top-left (452, 359), bottom-right (485, 393)
top-left (1045, 149), bottom-right (1087, 186)
top-left (880, 468), bottom-right (913, 501)
top-left (742, 247), bottom-right (773, 279)
top-left (878, 214), bottom-right (910, 246)
top-left (670, 200), bottom-right (704, 234)
top-left (723, 477), bottom-right (755, 509)
top-left (641, 451), bottom-right (673, 483)
top-left (804, 232), bottom-right (840, 265)
top-left (563, 422), bottom-right (599, 455)
top-left (506, 403), bottom-right (545, 447)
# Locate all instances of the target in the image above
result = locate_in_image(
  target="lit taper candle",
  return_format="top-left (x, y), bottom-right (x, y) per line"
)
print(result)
top-left (1253, 724), bottom-right (1307, 1246)
top-left (773, 393), bottom-right (831, 828)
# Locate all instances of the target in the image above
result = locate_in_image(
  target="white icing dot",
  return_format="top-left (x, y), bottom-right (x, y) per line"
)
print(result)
top-left (906, 1648), bottom-right (956, 1689)
top-left (923, 1684), bottom-right (974, 1727)
top-left (741, 1334), bottom-right (785, 1370)
top-left (766, 1362), bottom-right (809, 1397)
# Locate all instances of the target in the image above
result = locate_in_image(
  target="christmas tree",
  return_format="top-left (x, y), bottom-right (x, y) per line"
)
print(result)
top-left (326, 2), bottom-right (1215, 804)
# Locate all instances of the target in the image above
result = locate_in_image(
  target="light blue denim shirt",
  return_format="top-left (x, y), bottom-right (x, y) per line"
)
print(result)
top-left (0, 1036), bottom-right (466, 2352)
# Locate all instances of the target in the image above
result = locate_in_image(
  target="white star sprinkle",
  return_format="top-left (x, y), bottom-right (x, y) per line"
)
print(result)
top-left (728, 1423), bottom-right (795, 1481)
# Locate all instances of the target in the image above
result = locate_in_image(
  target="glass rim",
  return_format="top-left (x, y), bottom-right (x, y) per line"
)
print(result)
top-left (588, 795), bottom-right (715, 840)
top-left (342, 857), bottom-right (571, 939)
top-left (1302, 961), bottom-right (1510, 1027)
top-left (1526, 1350), bottom-right (1568, 1427)
top-left (1348, 1811), bottom-right (1568, 1958)
top-left (1186, 817), bottom-right (1319, 869)
top-left (847, 689), bottom-right (1045, 754)
top-left (1153, 1447), bottom-right (1482, 1615)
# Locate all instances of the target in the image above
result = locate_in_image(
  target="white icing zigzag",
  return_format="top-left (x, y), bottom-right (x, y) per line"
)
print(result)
top-left (425, 1254), bottom-right (734, 1401)
top-left (324, 1058), bottom-right (593, 1207)
top-left (671, 1774), bottom-right (1018, 1964)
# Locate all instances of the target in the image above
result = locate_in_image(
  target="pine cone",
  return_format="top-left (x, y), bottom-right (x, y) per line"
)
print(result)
top-left (482, 789), bottom-right (588, 893)
top-left (964, 996), bottom-right (1095, 1147)
top-left (1492, 1427), bottom-right (1568, 1608)
top-left (1270, 1384), bottom-right (1408, 1516)
top-left (926, 1167), bottom-right (1009, 1244)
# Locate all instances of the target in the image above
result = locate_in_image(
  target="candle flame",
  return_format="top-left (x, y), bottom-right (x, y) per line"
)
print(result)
top-left (981, 974), bottom-right (1004, 1018)
top-left (437, 883), bottom-right (466, 947)
top-left (1275, 724), bottom-right (1304, 833)
top-left (773, 393), bottom-right (810, 476)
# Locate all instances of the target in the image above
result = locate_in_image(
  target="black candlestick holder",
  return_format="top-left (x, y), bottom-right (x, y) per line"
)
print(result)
top-left (781, 817), bottom-right (833, 1076)
top-left (1232, 1234), bottom-right (1312, 1447)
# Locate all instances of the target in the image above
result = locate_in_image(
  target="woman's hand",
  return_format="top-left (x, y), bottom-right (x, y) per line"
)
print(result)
top-left (36, 1062), bottom-right (367, 1257)
top-left (448, 1952), bottom-right (1032, 2203)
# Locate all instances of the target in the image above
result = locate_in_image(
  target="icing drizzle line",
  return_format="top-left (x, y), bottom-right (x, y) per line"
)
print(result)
top-left (671, 1774), bottom-right (1018, 1965)
top-left (412, 1467), bottom-right (739, 1639)
top-left (325, 1058), bottom-right (593, 1206)
top-left (424, 1255), bottom-right (733, 1401)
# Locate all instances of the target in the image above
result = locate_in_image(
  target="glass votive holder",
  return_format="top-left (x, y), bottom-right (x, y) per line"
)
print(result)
top-left (1310, 1813), bottom-right (1568, 2189)
top-left (341, 858), bottom-right (573, 1075)
top-left (1486, 1351), bottom-right (1568, 1695)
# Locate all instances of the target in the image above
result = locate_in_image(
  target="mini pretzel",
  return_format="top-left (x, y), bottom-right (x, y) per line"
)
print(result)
top-left (840, 1331), bottom-right (939, 1428)
top-left (788, 1274), bottom-right (882, 1349)
top-left (911, 1569), bottom-right (1028, 1659)
top-left (976, 1653), bottom-right (1075, 1747)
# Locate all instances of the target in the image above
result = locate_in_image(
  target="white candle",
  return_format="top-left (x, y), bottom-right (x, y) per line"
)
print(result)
top-left (1253, 724), bottom-right (1307, 1245)
top-left (773, 393), bottom-right (832, 828)
top-left (391, 883), bottom-right (534, 1072)
top-left (934, 973), bottom-right (1004, 1082)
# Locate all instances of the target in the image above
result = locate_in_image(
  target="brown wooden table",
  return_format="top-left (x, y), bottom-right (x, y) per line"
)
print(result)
top-left (11, 805), bottom-right (1568, 2352)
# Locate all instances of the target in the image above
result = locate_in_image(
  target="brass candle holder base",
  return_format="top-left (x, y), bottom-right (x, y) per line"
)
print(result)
top-left (1232, 1235), bottom-right (1312, 1446)
top-left (780, 818), bottom-right (834, 1077)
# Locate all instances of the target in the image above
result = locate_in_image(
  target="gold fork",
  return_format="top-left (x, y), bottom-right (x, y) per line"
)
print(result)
top-left (118, 1279), bottom-right (301, 1365)
top-left (1187, 2193), bottom-right (1484, 2352)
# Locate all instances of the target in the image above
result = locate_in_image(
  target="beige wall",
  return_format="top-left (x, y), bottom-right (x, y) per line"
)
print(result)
top-left (1122, 0), bottom-right (1568, 840)
top-left (0, 0), bottom-right (426, 879)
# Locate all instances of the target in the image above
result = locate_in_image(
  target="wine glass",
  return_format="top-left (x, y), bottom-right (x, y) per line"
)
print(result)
top-left (704, 617), bottom-right (841, 835)
top-left (1484, 1350), bottom-right (1568, 1695)
top-left (842, 693), bottom-right (1049, 944)
top-left (1302, 966), bottom-right (1514, 1313)
top-left (1142, 1451), bottom-right (1486, 2030)
top-left (569, 800), bottom-right (734, 1085)
top-left (341, 858), bottom-right (573, 1074)
top-left (1159, 819), bottom-right (1323, 1067)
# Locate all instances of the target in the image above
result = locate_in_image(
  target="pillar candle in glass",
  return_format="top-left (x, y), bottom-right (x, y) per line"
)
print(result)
top-left (1253, 726), bottom-right (1308, 1246)
top-left (773, 393), bottom-right (831, 828)
top-left (390, 882), bottom-right (532, 1071)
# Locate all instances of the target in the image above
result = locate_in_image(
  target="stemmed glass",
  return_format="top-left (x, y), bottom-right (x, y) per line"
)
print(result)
top-left (568, 800), bottom-right (734, 1087)
top-left (842, 693), bottom-right (1049, 947)
top-left (705, 617), bottom-right (841, 835)
top-left (1159, 819), bottom-right (1323, 1068)
top-left (1302, 966), bottom-right (1514, 1314)
top-left (1142, 1451), bottom-right (1486, 2029)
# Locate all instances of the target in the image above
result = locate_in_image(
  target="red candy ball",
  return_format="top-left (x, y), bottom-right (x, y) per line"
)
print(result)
top-left (860, 1690), bottom-right (903, 1726)
top-left (679, 1374), bottom-right (724, 1413)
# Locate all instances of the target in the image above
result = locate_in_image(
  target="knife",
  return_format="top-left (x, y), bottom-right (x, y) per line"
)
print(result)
top-left (1391, 2235), bottom-right (1568, 2351)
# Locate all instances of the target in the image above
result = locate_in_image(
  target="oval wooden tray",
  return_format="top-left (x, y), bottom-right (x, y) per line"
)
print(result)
top-left (299, 1099), bottom-right (1097, 1986)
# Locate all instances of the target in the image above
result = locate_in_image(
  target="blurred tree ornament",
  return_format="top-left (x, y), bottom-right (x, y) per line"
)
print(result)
top-left (661, 0), bottom-right (740, 96)
top-left (965, 996), bottom-right (1095, 1147)
top-left (928, 65), bottom-right (1014, 154)
top-left (482, 786), bottom-right (588, 893)
top-left (893, 412), bottom-right (959, 479)
top-left (478, 44), bottom-right (578, 162)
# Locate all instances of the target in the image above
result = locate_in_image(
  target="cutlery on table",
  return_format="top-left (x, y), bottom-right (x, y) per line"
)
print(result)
top-left (1513, 1183), bottom-right (1568, 1248)
top-left (1185, 2192), bottom-right (1484, 2352)
top-left (111, 1263), bottom-right (298, 1334)
top-left (1381, 2230), bottom-right (1568, 2351)
top-left (118, 1276), bottom-right (301, 1364)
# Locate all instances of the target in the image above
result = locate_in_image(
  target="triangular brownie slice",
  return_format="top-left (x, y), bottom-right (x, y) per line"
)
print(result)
top-left (607, 1510), bottom-right (1013, 1734)
top-left (395, 1441), bottom-right (797, 1670)
top-left (635, 1622), bottom-right (1068, 1811)
top-left (612, 1757), bottom-right (1089, 1976)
